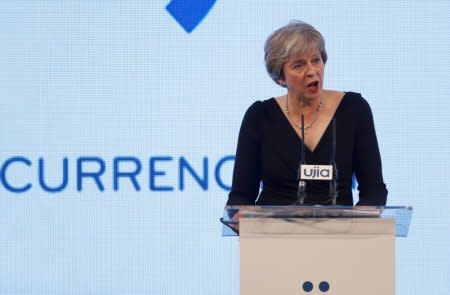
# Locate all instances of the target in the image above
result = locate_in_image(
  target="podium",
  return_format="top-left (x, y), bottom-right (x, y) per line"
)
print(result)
top-left (221, 206), bottom-right (412, 295)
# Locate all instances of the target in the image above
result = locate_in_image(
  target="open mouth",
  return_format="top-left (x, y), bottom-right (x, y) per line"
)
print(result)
top-left (307, 81), bottom-right (319, 88)
top-left (306, 81), bottom-right (319, 93)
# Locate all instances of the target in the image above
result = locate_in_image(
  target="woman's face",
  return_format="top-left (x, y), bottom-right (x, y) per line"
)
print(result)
top-left (281, 48), bottom-right (324, 101)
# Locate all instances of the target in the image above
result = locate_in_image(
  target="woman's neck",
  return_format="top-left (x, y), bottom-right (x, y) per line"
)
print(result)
top-left (287, 93), bottom-right (322, 116)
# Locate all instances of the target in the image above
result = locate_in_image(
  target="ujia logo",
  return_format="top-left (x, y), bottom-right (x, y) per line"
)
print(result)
top-left (300, 165), bottom-right (333, 180)
top-left (166, 0), bottom-right (217, 33)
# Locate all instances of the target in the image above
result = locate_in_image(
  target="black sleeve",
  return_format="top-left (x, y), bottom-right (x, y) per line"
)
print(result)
top-left (353, 96), bottom-right (388, 205)
top-left (226, 102), bottom-right (263, 205)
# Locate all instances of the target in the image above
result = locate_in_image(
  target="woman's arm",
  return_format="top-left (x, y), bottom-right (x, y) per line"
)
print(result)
top-left (226, 102), bottom-right (264, 205)
top-left (353, 96), bottom-right (388, 206)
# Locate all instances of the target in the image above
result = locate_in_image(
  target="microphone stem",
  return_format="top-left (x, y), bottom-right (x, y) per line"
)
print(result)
top-left (298, 113), bottom-right (306, 204)
top-left (330, 118), bottom-right (338, 205)
top-left (298, 180), bottom-right (306, 204)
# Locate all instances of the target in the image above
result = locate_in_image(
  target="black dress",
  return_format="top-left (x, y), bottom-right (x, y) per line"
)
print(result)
top-left (226, 92), bottom-right (387, 206)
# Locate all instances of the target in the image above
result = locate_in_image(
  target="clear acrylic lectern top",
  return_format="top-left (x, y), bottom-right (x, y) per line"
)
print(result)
top-left (221, 206), bottom-right (412, 237)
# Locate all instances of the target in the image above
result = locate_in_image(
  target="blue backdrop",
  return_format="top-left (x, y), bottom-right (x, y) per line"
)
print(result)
top-left (1, 1), bottom-right (449, 294)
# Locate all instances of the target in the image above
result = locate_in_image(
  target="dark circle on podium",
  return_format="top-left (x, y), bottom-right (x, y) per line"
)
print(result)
top-left (319, 281), bottom-right (330, 292)
top-left (302, 281), bottom-right (313, 292)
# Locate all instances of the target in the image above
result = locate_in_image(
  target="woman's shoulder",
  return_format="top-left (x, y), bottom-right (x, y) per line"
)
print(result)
top-left (250, 97), bottom-right (277, 107)
top-left (322, 90), bottom-right (372, 120)
top-left (244, 97), bottom-right (278, 116)
top-left (338, 91), bottom-right (372, 104)
top-left (323, 90), bottom-right (363, 102)
top-left (334, 91), bottom-right (375, 122)
top-left (239, 98), bottom-right (278, 138)
top-left (324, 90), bottom-right (369, 109)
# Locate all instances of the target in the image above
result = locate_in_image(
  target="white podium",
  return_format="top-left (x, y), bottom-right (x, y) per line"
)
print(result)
top-left (222, 206), bottom-right (412, 295)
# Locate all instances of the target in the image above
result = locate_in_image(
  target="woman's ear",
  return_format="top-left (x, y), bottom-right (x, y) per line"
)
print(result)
top-left (278, 80), bottom-right (287, 87)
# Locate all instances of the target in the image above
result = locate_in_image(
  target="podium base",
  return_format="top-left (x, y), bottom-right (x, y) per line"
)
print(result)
top-left (240, 218), bottom-right (395, 295)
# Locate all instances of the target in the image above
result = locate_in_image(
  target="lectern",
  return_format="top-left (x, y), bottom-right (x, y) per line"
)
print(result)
top-left (221, 206), bottom-right (412, 295)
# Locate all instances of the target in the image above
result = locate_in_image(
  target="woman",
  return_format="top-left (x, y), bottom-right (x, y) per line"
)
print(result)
top-left (226, 20), bottom-right (387, 206)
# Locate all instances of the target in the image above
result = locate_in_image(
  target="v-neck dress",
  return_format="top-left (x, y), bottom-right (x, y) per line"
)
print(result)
top-left (226, 92), bottom-right (387, 206)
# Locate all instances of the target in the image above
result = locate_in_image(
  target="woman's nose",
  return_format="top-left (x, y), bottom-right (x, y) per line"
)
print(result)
top-left (305, 62), bottom-right (316, 75)
top-left (306, 66), bottom-right (315, 77)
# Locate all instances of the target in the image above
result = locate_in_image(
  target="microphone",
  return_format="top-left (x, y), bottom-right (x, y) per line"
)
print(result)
top-left (329, 118), bottom-right (338, 205)
top-left (297, 113), bottom-right (307, 204)
top-left (297, 116), bottom-right (337, 206)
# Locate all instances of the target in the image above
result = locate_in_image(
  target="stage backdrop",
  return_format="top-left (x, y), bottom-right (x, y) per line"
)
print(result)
top-left (1, 1), bottom-right (449, 294)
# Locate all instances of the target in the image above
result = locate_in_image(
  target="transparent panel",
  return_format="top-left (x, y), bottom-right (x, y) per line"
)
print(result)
top-left (221, 205), bottom-right (412, 237)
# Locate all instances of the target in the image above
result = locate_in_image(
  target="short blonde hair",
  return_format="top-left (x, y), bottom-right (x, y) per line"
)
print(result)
top-left (264, 20), bottom-right (327, 86)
